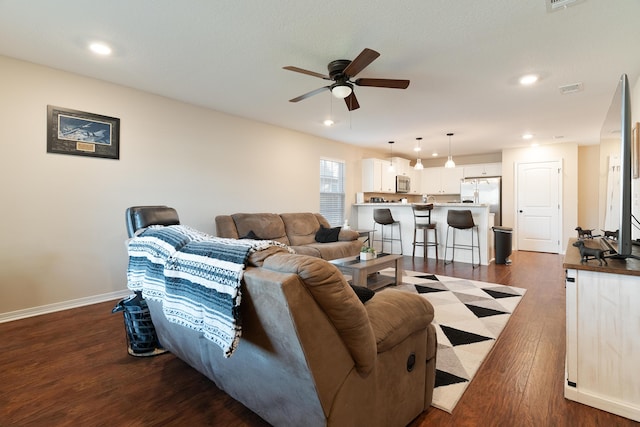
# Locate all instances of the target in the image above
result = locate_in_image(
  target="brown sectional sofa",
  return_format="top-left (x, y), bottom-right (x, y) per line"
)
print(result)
top-left (127, 206), bottom-right (437, 426)
top-left (215, 212), bottom-right (362, 260)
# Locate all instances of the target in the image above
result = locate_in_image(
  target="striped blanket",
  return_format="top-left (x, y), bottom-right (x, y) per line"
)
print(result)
top-left (127, 225), bottom-right (291, 357)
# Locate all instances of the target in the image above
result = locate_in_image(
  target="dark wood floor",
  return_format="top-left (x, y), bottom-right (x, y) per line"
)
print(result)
top-left (1, 251), bottom-right (638, 426)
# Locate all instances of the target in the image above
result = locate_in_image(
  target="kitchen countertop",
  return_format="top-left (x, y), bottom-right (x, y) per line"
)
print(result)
top-left (353, 202), bottom-right (489, 207)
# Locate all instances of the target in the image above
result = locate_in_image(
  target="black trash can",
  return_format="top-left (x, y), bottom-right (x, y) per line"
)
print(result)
top-left (112, 291), bottom-right (167, 357)
top-left (492, 226), bottom-right (513, 265)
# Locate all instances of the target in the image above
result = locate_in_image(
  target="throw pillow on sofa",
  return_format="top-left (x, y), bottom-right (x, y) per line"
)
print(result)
top-left (240, 230), bottom-right (261, 240)
top-left (315, 226), bottom-right (341, 243)
top-left (350, 285), bottom-right (375, 303)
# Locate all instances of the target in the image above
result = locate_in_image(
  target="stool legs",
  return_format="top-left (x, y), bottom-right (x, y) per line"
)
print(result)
top-left (412, 227), bottom-right (438, 260)
top-left (375, 222), bottom-right (403, 254)
top-left (444, 226), bottom-right (480, 267)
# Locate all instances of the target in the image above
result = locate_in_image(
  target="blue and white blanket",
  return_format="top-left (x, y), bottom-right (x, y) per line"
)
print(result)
top-left (127, 225), bottom-right (292, 357)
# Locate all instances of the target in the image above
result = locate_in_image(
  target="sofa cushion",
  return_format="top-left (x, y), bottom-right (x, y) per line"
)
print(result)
top-left (280, 212), bottom-right (321, 246)
top-left (315, 226), bottom-right (341, 243)
top-left (231, 213), bottom-right (290, 245)
top-left (301, 240), bottom-right (363, 260)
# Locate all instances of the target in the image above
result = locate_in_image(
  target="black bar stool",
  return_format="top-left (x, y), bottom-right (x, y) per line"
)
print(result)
top-left (373, 208), bottom-right (403, 254)
top-left (444, 209), bottom-right (480, 267)
top-left (412, 204), bottom-right (438, 260)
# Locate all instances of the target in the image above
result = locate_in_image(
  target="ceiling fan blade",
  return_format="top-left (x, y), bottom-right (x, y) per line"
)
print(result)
top-left (344, 92), bottom-right (360, 111)
top-left (289, 86), bottom-right (330, 103)
top-left (283, 66), bottom-right (331, 80)
top-left (355, 78), bottom-right (410, 89)
top-left (342, 48), bottom-right (380, 78)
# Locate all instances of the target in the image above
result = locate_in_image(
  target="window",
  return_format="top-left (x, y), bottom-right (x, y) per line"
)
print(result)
top-left (320, 158), bottom-right (345, 226)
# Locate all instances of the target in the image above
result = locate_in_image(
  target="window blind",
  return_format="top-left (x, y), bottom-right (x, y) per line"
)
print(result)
top-left (320, 159), bottom-right (345, 226)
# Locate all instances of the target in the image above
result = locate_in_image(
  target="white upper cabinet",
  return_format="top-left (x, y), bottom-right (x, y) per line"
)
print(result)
top-left (362, 158), bottom-right (396, 193)
top-left (421, 166), bottom-right (464, 194)
top-left (391, 157), bottom-right (411, 176)
top-left (463, 162), bottom-right (502, 178)
top-left (407, 166), bottom-right (421, 194)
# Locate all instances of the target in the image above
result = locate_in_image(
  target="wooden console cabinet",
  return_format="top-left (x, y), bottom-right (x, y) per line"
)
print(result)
top-left (563, 239), bottom-right (640, 422)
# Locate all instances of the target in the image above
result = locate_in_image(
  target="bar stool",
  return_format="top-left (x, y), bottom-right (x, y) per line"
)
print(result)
top-left (444, 209), bottom-right (480, 267)
top-left (412, 204), bottom-right (438, 260)
top-left (373, 208), bottom-right (403, 254)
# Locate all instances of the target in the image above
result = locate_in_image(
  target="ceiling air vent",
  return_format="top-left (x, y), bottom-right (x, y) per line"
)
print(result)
top-left (559, 82), bottom-right (584, 94)
top-left (546, 0), bottom-right (585, 13)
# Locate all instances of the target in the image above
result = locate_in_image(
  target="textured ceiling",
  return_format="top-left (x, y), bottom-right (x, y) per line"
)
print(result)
top-left (1, 0), bottom-right (640, 159)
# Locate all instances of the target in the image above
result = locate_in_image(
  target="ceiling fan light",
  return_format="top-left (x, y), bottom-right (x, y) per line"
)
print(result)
top-left (414, 159), bottom-right (424, 170)
top-left (331, 83), bottom-right (353, 99)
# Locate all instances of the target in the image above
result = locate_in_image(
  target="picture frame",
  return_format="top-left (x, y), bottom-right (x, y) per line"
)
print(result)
top-left (634, 122), bottom-right (640, 179)
top-left (47, 105), bottom-right (120, 159)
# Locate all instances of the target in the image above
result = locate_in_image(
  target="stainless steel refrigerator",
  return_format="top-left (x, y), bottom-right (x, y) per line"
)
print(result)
top-left (460, 177), bottom-right (502, 225)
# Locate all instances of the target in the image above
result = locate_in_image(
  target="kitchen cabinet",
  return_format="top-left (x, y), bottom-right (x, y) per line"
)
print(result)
top-left (408, 167), bottom-right (421, 194)
top-left (362, 158), bottom-right (396, 193)
top-left (421, 166), bottom-right (464, 195)
top-left (391, 157), bottom-right (411, 176)
top-left (463, 162), bottom-right (502, 178)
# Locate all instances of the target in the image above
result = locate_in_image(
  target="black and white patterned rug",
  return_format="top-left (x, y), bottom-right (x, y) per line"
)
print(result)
top-left (378, 269), bottom-right (526, 413)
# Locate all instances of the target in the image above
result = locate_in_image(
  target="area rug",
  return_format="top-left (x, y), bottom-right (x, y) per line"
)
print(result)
top-left (378, 269), bottom-right (526, 413)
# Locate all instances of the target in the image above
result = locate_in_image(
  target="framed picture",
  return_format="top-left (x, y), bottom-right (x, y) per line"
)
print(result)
top-left (47, 105), bottom-right (120, 159)
top-left (634, 122), bottom-right (640, 179)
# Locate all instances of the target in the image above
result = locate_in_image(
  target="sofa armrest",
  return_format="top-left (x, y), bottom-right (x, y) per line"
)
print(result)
top-left (338, 228), bottom-right (360, 241)
top-left (365, 289), bottom-right (435, 353)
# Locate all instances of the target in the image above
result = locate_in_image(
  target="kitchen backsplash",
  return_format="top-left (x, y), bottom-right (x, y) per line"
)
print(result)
top-left (361, 192), bottom-right (461, 203)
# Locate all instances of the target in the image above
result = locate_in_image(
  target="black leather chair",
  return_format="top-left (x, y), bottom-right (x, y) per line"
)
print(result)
top-left (373, 208), bottom-right (403, 254)
top-left (412, 204), bottom-right (438, 260)
top-left (125, 205), bottom-right (180, 238)
top-left (444, 209), bottom-right (480, 267)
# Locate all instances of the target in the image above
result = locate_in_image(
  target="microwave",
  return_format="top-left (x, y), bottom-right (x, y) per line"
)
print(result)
top-left (396, 175), bottom-right (410, 193)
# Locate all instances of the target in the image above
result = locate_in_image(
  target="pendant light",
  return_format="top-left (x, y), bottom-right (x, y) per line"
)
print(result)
top-left (388, 141), bottom-right (395, 172)
top-left (444, 132), bottom-right (456, 168)
top-left (414, 137), bottom-right (424, 170)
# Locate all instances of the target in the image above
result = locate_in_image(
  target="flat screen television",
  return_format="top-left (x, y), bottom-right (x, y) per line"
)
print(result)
top-left (600, 73), bottom-right (636, 259)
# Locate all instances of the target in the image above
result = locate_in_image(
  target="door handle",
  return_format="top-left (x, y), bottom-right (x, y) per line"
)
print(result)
top-left (519, 210), bottom-right (523, 213)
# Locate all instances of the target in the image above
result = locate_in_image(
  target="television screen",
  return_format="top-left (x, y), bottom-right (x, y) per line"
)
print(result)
top-left (600, 73), bottom-right (635, 259)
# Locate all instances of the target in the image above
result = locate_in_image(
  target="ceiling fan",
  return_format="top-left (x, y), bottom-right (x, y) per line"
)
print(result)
top-left (283, 48), bottom-right (410, 111)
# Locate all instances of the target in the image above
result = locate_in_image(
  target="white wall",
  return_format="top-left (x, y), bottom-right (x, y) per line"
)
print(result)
top-left (0, 55), bottom-right (379, 316)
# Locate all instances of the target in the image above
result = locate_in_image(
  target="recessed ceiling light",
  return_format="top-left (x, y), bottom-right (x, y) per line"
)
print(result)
top-left (432, 152), bottom-right (438, 157)
top-left (522, 133), bottom-right (534, 140)
top-left (519, 74), bottom-right (539, 86)
top-left (89, 42), bottom-right (112, 56)
top-left (323, 119), bottom-right (334, 126)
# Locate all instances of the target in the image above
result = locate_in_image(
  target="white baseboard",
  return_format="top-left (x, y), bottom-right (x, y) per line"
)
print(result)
top-left (565, 383), bottom-right (640, 422)
top-left (0, 289), bottom-right (132, 323)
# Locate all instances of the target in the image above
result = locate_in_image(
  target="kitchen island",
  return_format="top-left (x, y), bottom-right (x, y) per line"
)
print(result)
top-left (351, 203), bottom-right (494, 265)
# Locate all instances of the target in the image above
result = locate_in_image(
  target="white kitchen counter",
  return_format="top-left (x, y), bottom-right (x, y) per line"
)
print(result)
top-left (351, 203), bottom-right (494, 265)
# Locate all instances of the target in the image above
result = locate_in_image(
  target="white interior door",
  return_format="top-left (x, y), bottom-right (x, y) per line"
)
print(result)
top-left (516, 161), bottom-right (561, 253)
